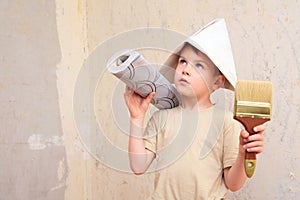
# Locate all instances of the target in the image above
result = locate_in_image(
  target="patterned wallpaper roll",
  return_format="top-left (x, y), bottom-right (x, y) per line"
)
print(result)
top-left (107, 49), bottom-right (181, 109)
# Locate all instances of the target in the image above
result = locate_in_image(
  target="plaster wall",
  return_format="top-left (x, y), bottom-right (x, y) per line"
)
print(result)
top-left (0, 0), bottom-right (299, 199)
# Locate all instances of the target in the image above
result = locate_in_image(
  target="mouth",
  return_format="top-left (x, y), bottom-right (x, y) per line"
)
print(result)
top-left (178, 78), bottom-right (190, 84)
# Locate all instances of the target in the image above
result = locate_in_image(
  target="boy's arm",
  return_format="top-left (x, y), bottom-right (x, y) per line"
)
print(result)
top-left (224, 125), bottom-right (265, 191)
top-left (124, 86), bottom-right (156, 175)
top-left (128, 117), bottom-right (155, 175)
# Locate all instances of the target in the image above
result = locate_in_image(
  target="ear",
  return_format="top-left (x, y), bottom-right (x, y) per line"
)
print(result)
top-left (212, 75), bottom-right (226, 91)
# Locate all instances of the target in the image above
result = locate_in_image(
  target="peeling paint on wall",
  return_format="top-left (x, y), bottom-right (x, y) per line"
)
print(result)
top-left (27, 134), bottom-right (64, 150)
top-left (55, 0), bottom-right (92, 199)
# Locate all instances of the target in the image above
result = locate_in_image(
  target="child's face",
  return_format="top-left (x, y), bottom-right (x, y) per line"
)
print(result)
top-left (174, 44), bottom-right (222, 100)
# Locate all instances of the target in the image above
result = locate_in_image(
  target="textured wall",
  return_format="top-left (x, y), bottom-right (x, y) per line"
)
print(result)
top-left (86, 0), bottom-right (300, 199)
top-left (0, 0), bottom-right (66, 199)
top-left (1, 0), bottom-right (300, 199)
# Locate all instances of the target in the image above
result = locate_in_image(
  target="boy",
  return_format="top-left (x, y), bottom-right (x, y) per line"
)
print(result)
top-left (124, 19), bottom-right (265, 199)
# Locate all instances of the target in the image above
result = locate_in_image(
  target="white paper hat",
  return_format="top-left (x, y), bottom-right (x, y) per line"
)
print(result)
top-left (161, 19), bottom-right (237, 91)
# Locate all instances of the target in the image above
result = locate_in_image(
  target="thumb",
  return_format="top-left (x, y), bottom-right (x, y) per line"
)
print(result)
top-left (240, 130), bottom-right (249, 145)
top-left (145, 92), bottom-right (155, 104)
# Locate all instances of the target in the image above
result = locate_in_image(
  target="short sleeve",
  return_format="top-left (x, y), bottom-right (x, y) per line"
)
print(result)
top-left (143, 110), bottom-right (168, 155)
top-left (222, 116), bottom-right (242, 168)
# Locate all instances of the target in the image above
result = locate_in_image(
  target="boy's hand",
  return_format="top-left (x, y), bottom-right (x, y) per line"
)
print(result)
top-left (239, 125), bottom-right (265, 154)
top-left (124, 86), bottom-right (155, 119)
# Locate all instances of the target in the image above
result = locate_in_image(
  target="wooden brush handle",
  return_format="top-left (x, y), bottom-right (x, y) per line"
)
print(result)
top-left (234, 117), bottom-right (270, 178)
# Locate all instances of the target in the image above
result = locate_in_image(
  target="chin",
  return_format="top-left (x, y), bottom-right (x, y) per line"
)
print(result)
top-left (176, 87), bottom-right (194, 97)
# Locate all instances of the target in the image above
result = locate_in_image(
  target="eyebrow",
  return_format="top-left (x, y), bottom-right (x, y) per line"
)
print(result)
top-left (193, 59), bottom-right (207, 63)
top-left (181, 56), bottom-right (209, 66)
top-left (179, 56), bottom-right (205, 63)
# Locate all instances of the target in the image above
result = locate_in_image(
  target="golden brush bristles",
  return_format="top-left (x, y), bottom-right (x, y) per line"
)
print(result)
top-left (234, 80), bottom-right (273, 119)
top-left (235, 80), bottom-right (273, 103)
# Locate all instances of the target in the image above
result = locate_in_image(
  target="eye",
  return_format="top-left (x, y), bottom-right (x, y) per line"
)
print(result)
top-left (195, 63), bottom-right (204, 69)
top-left (179, 58), bottom-right (187, 65)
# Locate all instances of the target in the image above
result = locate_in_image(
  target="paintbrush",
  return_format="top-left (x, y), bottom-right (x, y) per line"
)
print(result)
top-left (234, 80), bottom-right (273, 178)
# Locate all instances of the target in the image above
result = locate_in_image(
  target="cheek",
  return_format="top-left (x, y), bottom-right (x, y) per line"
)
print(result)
top-left (193, 74), bottom-right (213, 91)
top-left (175, 65), bottom-right (180, 73)
top-left (174, 66), bottom-right (182, 76)
top-left (198, 71), bottom-right (215, 83)
top-left (175, 63), bottom-right (182, 71)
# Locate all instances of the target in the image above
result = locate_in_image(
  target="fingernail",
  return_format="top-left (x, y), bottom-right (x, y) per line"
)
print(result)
top-left (253, 127), bottom-right (257, 132)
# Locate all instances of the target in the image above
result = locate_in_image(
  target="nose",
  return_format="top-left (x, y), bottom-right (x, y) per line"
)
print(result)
top-left (181, 63), bottom-right (191, 76)
top-left (182, 69), bottom-right (190, 76)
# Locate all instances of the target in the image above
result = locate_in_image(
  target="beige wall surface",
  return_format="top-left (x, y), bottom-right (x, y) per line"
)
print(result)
top-left (1, 0), bottom-right (300, 199)
top-left (0, 1), bottom-right (66, 199)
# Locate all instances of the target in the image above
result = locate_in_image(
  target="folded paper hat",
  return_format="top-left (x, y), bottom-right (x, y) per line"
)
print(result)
top-left (161, 18), bottom-right (237, 91)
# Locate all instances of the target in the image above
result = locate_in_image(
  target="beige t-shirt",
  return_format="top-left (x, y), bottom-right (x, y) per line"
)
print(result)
top-left (144, 105), bottom-right (241, 200)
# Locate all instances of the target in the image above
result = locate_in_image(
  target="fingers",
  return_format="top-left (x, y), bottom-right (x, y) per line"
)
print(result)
top-left (240, 127), bottom-right (265, 154)
top-left (241, 130), bottom-right (264, 142)
top-left (253, 124), bottom-right (265, 132)
top-left (124, 86), bottom-right (155, 107)
top-left (124, 86), bottom-right (139, 104)
top-left (243, 135), bottom-right (264, 153)
top-left (124, 86), bottom-right (133, 98)
top-left (124, 86), bottom-right (155, 99)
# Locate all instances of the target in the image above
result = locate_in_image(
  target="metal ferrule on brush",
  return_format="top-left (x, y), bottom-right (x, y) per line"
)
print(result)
top-left (234, 100), bottom-right (272, 119)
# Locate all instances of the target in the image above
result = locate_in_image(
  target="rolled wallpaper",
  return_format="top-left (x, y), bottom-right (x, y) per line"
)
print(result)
top-left (107, 49), bottom-right (181, 109)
